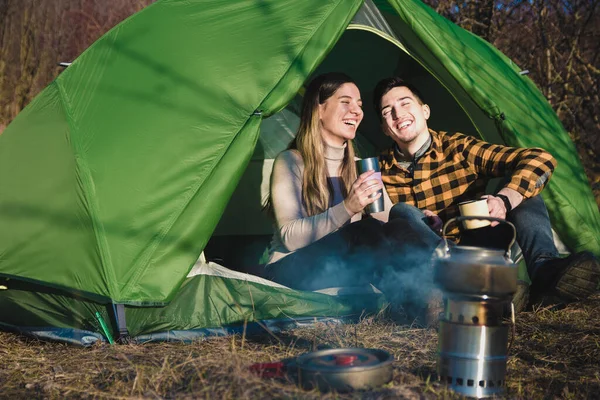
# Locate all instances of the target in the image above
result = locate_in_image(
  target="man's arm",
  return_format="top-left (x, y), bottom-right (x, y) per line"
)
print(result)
top-left (454, 133), bottom-right (556, 218)
top-left (457, 134), bottom-right (556, 193)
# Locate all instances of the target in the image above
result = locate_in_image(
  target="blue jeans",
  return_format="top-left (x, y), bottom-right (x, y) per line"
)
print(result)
top-left (390, 195), bottom-right (559, 281)
top-left (388, 203), bottom-right (444, 251)
top-left (507, 195), bottom-right (559, 279)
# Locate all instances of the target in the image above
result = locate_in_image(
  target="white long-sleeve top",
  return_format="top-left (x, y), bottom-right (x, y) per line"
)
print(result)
top-left (267, 143), bottom-right (391, 264)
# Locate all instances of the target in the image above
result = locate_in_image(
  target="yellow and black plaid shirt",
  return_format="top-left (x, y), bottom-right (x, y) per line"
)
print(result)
top-left (380, 130), bottom-right (557, 235)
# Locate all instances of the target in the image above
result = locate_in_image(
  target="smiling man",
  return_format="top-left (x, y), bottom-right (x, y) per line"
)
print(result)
top-left (372, 76), bottom-right (600, 311)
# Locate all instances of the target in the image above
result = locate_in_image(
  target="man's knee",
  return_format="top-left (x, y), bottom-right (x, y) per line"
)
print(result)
top-left (508, 195), bottom-right (547, 218)
top-left (507, 195), bottom-right (551, 229)
top-left (390, 203), bottom-right (426, 223)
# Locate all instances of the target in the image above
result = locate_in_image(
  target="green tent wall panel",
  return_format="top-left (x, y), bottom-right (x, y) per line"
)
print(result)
top-left (0, 0), bottom-right (364, 305)
top-left (1, 0), bottom-right (598, 343)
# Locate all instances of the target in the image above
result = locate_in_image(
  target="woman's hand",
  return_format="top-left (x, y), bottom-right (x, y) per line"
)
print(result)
top-left (343, 170), bottom-right (383, 215)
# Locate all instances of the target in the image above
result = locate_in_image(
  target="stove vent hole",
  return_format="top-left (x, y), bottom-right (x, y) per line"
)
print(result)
top-left (467, 379), bottom-right (474, 387)
top-left (488, 380), bottom-right (495, 387)
top-left (472, 316), bottom-right (479, 324)
top-left (446, 376), bottom-right (452, 384)
top-left (479, 380), bottom-right (485, 387)
top-left (456, 378), bottom-right (464, 386)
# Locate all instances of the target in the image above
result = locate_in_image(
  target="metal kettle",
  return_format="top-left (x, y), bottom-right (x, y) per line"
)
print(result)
top-left (434, 216), bottom-right (518, 296)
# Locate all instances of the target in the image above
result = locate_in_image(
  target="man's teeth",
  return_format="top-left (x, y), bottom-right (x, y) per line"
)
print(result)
top-left (344, 120), bottom-right (356, 126)
top-left (399, 121), bottom-right (411, 129)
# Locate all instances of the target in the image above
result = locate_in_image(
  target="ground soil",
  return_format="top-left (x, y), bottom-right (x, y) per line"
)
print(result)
top-left (1, 294), bottom-right (599, 399)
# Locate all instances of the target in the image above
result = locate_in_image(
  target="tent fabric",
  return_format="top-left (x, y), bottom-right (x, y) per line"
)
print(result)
top-left (0, 0), bottom-right (364, 305)
top-left (131, 317), bottom-right (347, 345)
top-left (1, 0), bottom-right (598, 343)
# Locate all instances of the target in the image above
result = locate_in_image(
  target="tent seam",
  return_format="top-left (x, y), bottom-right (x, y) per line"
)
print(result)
top-left (53, 79), bottom-right (119, 299)
top-left (45, 0), bottom-right (167, 302)
top-left (58, 1), bottom-right (162, 69)
top-left (43, 1), bottom-right (170, 304)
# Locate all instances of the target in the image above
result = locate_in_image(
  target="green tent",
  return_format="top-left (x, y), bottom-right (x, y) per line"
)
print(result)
top-left (1, 0), bottom-right (598, 345)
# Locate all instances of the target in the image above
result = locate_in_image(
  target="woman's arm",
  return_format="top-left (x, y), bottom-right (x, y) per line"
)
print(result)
top-left (270, 151), bottom-right (352, 252)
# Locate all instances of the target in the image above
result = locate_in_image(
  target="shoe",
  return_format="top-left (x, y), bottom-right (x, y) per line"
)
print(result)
top-left (530, 251), bottom-right (600, 304)
top-left (512, 280), bottom-right (530, 313)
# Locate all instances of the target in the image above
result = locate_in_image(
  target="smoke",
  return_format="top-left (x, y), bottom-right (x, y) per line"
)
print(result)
top-left (374, 245), bottom-right (439, 306)
top-left (297, 235), bottom-right (443, 319)
top-left (294, 251), bottom-right (383, 291)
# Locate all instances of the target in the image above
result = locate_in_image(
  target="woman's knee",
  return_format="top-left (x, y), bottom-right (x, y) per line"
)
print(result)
top-left (357, 217), bottom-right (385, 230)
top-left (337, 217), bottom-right (387, 248)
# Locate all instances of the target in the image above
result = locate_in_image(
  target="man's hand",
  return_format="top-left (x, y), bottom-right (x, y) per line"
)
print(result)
top-left (423, 209), bottom-right (443, 233)
top-left (481, 188), bottom-right (523, 226)
top-left (481, 195), bottom-right (507, 225)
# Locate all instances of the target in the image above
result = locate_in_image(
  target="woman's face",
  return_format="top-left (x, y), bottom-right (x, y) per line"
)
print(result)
top-left (318, 82), bottom-right (363, 147)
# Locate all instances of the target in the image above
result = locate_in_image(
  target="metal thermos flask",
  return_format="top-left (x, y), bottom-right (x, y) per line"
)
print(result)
top-left (355, 157), bottom-right (384, 214)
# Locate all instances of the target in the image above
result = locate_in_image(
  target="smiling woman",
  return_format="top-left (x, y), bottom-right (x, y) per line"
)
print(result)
top-left (318, 82), bottom-right (363, 147)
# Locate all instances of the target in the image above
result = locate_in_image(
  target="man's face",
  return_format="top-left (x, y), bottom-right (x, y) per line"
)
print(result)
top-left (379, 86), bottom-right (430, 147)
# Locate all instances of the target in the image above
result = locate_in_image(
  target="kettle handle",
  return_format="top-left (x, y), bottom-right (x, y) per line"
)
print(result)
top-left (441, 216), bottom-right (517, 255)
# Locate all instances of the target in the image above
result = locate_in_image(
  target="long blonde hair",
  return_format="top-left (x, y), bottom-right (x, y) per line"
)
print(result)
top-left (289, 72), bottom-right (358, 216)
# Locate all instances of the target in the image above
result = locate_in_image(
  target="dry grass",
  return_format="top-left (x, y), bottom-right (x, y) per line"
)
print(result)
top-left (1, 295), bottom-right (599, 399)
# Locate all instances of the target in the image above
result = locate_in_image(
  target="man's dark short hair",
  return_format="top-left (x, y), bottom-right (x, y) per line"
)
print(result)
top-left (372, 77), bottom-right (426, 121)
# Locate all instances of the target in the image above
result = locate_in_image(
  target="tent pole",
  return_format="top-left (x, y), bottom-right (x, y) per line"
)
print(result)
top-left (112, 303), bottom-right (130, 343)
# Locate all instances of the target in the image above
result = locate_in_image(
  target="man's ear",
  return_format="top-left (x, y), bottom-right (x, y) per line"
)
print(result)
top-left (423, 104), bottom-right (430, 120)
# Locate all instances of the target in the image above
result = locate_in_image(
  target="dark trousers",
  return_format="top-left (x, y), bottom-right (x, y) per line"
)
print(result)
top-left (264, 217), bottom-right (443, 300)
